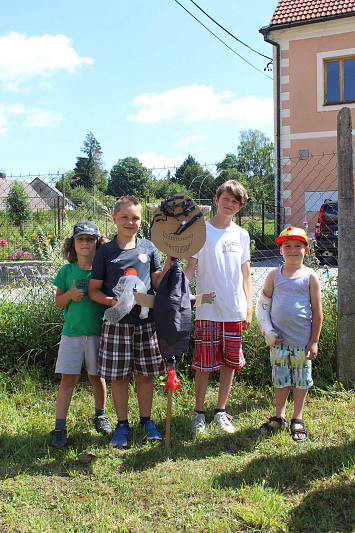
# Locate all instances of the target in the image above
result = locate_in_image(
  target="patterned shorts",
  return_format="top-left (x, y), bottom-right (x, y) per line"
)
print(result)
top-left (270, 344), bottom-right (313, 389)
top-left (192, 320), bottom-right (245, 372)
top-left (98, 320), bottom-right (165, 380)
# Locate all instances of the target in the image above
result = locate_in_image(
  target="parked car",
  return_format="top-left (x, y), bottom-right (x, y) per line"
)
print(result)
top-left (315, 200), bottom-right (338, 262)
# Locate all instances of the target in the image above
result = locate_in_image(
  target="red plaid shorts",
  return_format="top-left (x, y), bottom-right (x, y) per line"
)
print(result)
top-left (192, 320), bottom-right (246, 372)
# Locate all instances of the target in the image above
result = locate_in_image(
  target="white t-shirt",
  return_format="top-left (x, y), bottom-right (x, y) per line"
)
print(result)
top-left (193, 221), bottom-right (250, 322)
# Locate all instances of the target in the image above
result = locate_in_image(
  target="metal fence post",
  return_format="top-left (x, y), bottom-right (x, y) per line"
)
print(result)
top-left (57, 196), bottom-right (61, 241)
top-left (337, 107), bottom-right (355, 389)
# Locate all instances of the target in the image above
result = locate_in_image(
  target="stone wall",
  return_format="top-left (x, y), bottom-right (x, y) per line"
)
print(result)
top-left (0, 261), bottom-right (53, 285)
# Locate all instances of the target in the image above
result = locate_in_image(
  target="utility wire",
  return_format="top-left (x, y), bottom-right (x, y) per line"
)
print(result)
top-left (173, 0), bottom-right (272, 80)
top-left (189, 0), bottom-right (273, 61)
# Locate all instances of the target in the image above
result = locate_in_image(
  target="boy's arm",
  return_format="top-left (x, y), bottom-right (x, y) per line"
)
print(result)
top-left (256, 270), bottom-right (283, 346)
top-left (151, 255), bottom-right (172, 291)
top-left (55, 282), bottom-right (84, 308)
top-left (306, 272), bottom-right (323, 360)
top-left (185, 257), bottom-right (198, 282)
top-left (241, 260), bottom-right (252, 330)
top-left (88, 279), bottom-right (117, 307)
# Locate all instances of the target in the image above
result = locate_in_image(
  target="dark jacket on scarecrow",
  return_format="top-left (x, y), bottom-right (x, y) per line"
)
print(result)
top-left (154, 257), bottom-right (195, 361)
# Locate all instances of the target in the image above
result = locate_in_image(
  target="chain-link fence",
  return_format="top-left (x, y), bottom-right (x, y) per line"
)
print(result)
top-left (0, 153), bottom-right (340, 293)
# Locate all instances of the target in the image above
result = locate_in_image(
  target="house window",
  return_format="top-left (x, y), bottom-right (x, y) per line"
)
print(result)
top-left (324, 57), bottom-right (355, 104)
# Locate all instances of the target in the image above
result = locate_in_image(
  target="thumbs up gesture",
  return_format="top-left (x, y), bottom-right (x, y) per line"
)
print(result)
top-left (69, 279), bottom-right (84, 302)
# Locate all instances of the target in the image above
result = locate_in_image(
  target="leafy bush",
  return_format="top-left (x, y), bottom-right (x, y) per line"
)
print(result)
top-left (0, 271), bottom-right (338, 388)
top-left (0, 283), bottom-right (63, 372)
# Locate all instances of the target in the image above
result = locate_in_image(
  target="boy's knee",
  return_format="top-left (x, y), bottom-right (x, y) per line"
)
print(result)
top-left (60, 374), bottom-right (80, 389)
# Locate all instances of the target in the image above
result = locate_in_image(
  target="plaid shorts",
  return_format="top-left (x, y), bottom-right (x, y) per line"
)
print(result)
top-left (192, 320), bottom-right (246, 372)
top-left (98, 320), bottom-right (165, 380)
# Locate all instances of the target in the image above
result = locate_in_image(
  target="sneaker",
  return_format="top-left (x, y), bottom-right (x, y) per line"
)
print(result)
top-left (94, 415), bottom-right (112, 435)
top-left (191, 411), bottom-right (206, 435)
top-left (50, 429), bottom-right (67, 447)
top-left (213, 412), bottom-right (235, 434)
top-left (140, 419), bottom-right (162, 441)
top-left (111, 423), bottom-right (130, 447)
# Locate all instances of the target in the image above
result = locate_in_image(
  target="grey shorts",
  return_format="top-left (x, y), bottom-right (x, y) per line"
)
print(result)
top-left (55, 335), bottom-right (101, 375)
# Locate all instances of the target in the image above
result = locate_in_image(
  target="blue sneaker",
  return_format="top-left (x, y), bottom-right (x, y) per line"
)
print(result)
top-left (111, 423), bottom-right (130, 447)
top-left (50, 429), bottom-right (67, 448)
top-left (140, 419), bottom-right (162, 441)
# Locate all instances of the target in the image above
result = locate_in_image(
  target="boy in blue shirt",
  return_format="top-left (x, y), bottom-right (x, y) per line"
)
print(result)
top-left (89, 196), bottom-right (168, 447)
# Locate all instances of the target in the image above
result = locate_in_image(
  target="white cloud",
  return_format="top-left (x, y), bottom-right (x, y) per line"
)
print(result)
top-left (0, 102), bottom-right (64, 134)
top-left (0, 31), bottom-right (93, 89)
top-left (138, 152), bottom-right (183, 171)
top-left (176, 134), bottom-right (205, 148)
top-left (128, 84), bottom-right (273, 127)
top-left (24, 108), bottom-right (64, 128)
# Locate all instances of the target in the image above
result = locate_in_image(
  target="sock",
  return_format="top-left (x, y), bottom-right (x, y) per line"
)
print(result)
top-left (95, 408), bottom-right (105, 417)
top-left (117, 419), bottom-right (129, 426)
top-left (55, 419), bottom-right (66, 431)
top-left (194, 410), bottom-right (205, 414)
top-left (140, 416), bottom-right (151, 425)
top-left (214, 408), bottom-right (226, 415)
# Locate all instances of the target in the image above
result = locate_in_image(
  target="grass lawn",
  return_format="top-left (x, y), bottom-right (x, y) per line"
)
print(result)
top-left (0, 369), bottom-right (354, 533)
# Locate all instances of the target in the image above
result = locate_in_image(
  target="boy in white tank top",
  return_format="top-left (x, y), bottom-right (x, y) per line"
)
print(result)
top-left (256, 226), bottom-right (323, 442)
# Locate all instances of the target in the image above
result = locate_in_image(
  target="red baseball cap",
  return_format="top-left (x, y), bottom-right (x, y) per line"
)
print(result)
top-left (275, 226), bottom-right (309, 247)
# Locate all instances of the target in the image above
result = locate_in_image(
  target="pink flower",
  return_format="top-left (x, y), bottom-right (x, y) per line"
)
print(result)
top-left (0, 239), bottom-right (8, 247)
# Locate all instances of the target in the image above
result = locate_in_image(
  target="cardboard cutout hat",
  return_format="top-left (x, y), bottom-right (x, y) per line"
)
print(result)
top-left (149, 195), bottom-right (206, 259)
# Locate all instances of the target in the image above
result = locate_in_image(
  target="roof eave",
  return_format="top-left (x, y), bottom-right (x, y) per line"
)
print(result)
top-left (261, 11), bottom-right (355, 36)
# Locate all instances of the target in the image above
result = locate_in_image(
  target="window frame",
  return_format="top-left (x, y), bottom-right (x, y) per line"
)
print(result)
top-left (324, 55), bottom-right (355, 105)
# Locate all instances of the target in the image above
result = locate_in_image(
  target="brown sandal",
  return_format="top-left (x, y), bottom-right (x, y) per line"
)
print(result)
top-left (258, 416), bottom-right (288, 436)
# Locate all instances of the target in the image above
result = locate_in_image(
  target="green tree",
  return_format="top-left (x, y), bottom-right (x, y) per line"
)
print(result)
top-left (216, 153), bottom-right (246, 186)
top-left (72, 132), bottom-right (107, 192)
top-left (55, 171), bottom-right (77, 197)
top-left (173, 155), bottom-right (216, 200)
top-left (6, 182), bottom-right (32, 225)
top-left (149, 172), bottom-right (188, 199)
top-left (235, 130), bottom-right (274, 203)
top-left (107, 157), bottom-right (151, 198)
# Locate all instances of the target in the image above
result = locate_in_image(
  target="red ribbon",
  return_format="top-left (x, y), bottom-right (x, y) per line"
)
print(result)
top-left (165, 367), bottom-right (181, 392)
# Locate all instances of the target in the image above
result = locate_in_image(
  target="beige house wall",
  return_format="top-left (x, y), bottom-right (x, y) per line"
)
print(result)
top-left (268, 17), bottom-right (355, 233)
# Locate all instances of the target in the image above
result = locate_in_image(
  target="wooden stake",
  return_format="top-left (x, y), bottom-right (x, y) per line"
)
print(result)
top-left (165, 388), bottom-right (172, 449)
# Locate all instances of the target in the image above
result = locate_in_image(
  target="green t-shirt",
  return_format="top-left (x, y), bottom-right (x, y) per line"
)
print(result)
top-left (53, 263), bottom-right (105, 337)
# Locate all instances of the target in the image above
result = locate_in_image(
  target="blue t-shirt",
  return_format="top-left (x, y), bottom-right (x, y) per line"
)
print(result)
top-left (90, 237), bottom-right (161, 324)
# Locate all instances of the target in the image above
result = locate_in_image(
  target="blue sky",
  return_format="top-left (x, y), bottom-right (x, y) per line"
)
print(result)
top-left (1, 0), bottom-right (279, 178)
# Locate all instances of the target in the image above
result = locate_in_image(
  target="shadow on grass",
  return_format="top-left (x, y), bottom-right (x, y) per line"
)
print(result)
top-left (214, 439), bottom-right (355, 493)
top-left (288, 482), bottom-right (355, 533)
top-left (214, 439), bottom-right (355, 533)
top-left (0, 429), bottom-right (112, 480)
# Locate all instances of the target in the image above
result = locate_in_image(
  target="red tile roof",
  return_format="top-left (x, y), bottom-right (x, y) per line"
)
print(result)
top-left (270, 0), bottom-right (355, 27)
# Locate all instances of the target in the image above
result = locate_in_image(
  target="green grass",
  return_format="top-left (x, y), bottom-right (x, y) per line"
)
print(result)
top-left (0, 369), bottom-right (354, 533)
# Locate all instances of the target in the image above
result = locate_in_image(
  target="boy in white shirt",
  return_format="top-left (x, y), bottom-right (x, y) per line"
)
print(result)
top-left (185, 180), bottom-right (252, 434)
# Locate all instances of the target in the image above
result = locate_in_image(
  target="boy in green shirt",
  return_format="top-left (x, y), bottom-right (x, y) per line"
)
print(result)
top-left (51, 221), bottom-right (112, 447)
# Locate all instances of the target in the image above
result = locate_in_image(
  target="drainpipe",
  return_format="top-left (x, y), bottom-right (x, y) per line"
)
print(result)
top-left (259, 26), bottom-right (282, 236)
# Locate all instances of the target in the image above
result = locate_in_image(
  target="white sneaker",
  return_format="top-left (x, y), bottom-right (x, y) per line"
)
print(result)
top-left (213, 412), bottom-right (235, 433)
top-left (191, 411), bottom-right (206, 435)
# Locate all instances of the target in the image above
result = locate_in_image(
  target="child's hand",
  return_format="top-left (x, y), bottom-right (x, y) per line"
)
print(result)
top-left (274, 333), bottom-right (284, 345)
top-left (306, 341), bottom-right (318, 360)
top-left (243, 309), bottom-right (253, 330)
top-left (69, 280), bottom-right (84, 302)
